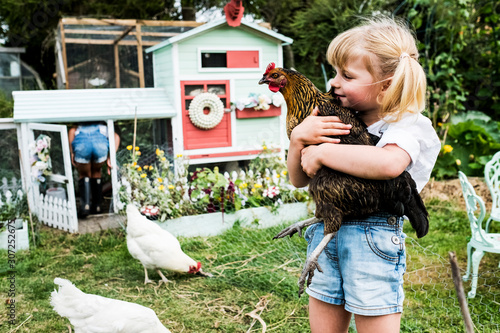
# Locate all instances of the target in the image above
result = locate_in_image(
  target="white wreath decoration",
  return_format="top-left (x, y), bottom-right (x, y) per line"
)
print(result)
top-left (188, 93), bottom-right (225, 130)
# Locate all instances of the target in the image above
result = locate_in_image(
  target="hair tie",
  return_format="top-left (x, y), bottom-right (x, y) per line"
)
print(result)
top-left (399, 52), bottom-right (410, 60)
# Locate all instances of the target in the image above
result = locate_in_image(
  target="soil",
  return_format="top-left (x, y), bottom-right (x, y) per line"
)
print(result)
top-left (420, 177), bottom-right (492, 211)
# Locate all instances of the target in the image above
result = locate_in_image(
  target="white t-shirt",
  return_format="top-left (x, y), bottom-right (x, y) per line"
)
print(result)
top-left (367, 113), bottom-right (441, 193)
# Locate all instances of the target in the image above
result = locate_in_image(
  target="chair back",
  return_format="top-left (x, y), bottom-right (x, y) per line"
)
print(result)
top-left (484, 151), bottom-right (500, 218)
top-left (458, 171), bottom-right (492, 247)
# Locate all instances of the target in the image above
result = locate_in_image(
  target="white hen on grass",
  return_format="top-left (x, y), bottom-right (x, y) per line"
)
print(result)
top-left (50, 278), bottom-right (171, 333)
top-left (126, 204), bottom-right (212, 284)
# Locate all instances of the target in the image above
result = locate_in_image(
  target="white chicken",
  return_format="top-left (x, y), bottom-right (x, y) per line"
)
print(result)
top-left (50, 278), bottom-right (171, 333)
top-left (126, 204), bottom-right (212, 284)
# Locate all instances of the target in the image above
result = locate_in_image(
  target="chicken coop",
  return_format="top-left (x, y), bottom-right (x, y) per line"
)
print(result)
top-left (145, 16), bottom-right (292, 165)
top-left (11, 15), bottom-right (293, 233)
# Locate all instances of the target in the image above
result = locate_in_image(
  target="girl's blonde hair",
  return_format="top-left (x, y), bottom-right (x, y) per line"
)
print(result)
top-left (326, 16), bottom-right (426, 121)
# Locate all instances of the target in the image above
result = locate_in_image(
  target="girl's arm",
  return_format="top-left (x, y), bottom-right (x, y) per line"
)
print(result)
top-left (300, 143), bottom-right (411, 180)
top-left (287, 108), bottom-right (352, 187)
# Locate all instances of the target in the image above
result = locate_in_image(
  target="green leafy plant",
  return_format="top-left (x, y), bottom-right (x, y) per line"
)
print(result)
top-left (432, 111), bottom-right (500, 179)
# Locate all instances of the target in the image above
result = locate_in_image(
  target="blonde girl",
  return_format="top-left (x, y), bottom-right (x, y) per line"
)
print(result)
top-left (287, 17), bottom-right (441, 333)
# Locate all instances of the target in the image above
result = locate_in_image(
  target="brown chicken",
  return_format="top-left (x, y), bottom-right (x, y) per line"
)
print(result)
top-left (259, 62), bottom-right (428, 296)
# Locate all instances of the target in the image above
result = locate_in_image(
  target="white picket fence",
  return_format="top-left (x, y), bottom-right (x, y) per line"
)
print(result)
top-left (36, 193), bottom-right (78, 233)
top-left (1, 176), bottom-right (78, 233)
top-left (0, 177), bottom-right (22, 193)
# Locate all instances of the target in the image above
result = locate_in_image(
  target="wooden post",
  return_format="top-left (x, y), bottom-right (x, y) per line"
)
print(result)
top-left (59, 21), bottom-right (69, 89)
top-left (136, 23), bottom-right (145, 88)
top-left (114, 44), bottom-right (120, 88)
top-left (449, 251), bottom-right (474, 333)
top-left (112, 25), bottom-right (134, 89)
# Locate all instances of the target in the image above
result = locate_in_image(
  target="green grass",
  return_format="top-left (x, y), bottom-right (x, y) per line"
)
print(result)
top-left (1, 198), bottom-right (499, 332)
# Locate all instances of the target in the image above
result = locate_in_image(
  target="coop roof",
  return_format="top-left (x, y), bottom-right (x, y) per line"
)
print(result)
top-left (146, 17), bottom-right (293, 53)
top-left (13, 88), bottom-right (176, 123)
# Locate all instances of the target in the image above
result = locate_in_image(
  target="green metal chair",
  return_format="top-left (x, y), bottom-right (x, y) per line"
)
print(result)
top-left (484, 151), bottom-right (500, 232)
top-left (458, 171), bottom-right (500, 298)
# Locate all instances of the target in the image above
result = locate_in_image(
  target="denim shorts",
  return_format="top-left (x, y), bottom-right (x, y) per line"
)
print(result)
top-left (304, 212), bottom-right (406, 316)
top-left (72, 125), bottom-right (109, 164)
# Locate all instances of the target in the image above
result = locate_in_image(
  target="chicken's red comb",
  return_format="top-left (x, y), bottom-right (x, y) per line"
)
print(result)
top-left (264, 62), bottom-right (275, 75)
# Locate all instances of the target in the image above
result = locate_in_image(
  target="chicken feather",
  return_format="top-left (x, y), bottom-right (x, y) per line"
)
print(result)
top-left (50, 277), bottom-right (171, 333)
top-left (126, 204), bottom-right (212, 284)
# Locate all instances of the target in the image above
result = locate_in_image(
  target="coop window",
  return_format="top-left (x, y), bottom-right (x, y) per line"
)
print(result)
top-left (201, 50), bottom-right (259, 69)
top-left (201, 52), bottom-right (227, 68)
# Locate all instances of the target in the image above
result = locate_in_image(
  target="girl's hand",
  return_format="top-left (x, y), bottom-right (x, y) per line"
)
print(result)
top-left (300, 144), bottom-right (326, 178)
top-left (290, 107), bottom-right (351, 147)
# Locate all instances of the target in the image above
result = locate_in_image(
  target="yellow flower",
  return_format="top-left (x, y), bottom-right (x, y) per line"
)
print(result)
top-left (135, 146), bottom-right (140, 151)
top-left (149, 165), bottom-right (154, 170)
top-left (158, 184), bottom-right (164, 190)
top-left (251, 188), bottom-right (256, 193)
top-left (443, 145), bottom-right (453, 154)
top-left (156, 148), bottom-right (161, 156)
top-left (143, 165), bottom-right (149, 170)
top-left (456, 159), bottom-right (462, 166)
top-left (239, 183), bottom-right (248, 189)
top-left (132, 162), bottom-right (137, 167)
top-left (438, 122), bottom-right (443, 127)
top-left (140, 173), bottom-right (147, 178)
top-left (266, 177), bottom-right (270, 180)
top-left (157, 178), bottom-right (163, 183)
top-left (168, 184), bottom-right (175, 190)
top-left (282, 171), bottom-right (287, 176)
top-left (137, 166), bottom-right (142, 171)
top-left (262, 145), bottom-right (267, 150)
top-left (254, 184), bottom-right (262, 188)
top-left (176, 154), bottom-right (183, 158)
top-left (137, 151), bottom-right (141, 156)
top-left (127, 145), bottom-right (133, 150)
top-left (162, 157), bottom-right (166, 161)
top-left (276, 174), bottom-right (280, 178)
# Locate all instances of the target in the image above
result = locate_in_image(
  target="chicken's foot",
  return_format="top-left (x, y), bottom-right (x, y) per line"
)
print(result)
top-left (143, 266), bottom-right (154, 284)
top-left (157, 269), bottom-right (171, 285)
top-left (273, 217), bottom-right (321, 239)
top-left (298, 232), bottom-right (336, 297)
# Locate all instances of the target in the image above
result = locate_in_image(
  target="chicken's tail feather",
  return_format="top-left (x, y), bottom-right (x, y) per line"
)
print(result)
top-left (404, 192), bottom-right (429, 238)
top-left (51, 278), bottom-right (91, 319)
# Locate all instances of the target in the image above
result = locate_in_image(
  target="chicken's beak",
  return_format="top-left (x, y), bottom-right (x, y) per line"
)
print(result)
top-left (258, 76), bottom-right (268, 85)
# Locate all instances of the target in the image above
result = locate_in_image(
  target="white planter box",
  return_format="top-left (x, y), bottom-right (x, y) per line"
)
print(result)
top-left (0, 219), bottom-right (30, 250)
top-left (154, 202), bottom-right (315, 238)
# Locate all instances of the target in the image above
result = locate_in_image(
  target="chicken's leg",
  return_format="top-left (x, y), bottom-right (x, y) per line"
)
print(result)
top-left (298, 232), bottom-right (336, 297)
top-left (273, 217), bottom-right (321, 239)
top-left (143, 266), bottom-right (154, 284)
top-left (156, 269), bottom-right (171, 285)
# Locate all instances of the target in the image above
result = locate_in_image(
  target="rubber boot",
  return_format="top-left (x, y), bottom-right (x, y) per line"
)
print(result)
top-left (90, 178), bottom-right (103, 214)
top-left (78, 177), bottom-right (91, 218)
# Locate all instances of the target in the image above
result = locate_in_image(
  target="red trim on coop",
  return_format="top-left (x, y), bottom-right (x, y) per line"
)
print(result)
top-left (236, 105), bottom-right (282, 119)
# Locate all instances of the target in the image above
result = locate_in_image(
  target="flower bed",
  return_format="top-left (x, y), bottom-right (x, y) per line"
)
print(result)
top-left (117, 145), bottom-right (310, 222)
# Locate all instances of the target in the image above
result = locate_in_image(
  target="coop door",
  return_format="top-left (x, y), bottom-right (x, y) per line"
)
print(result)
top-left (21, 123), bottom-right (78, 233)
top-left (181, 80), bottom-right (232, 150)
